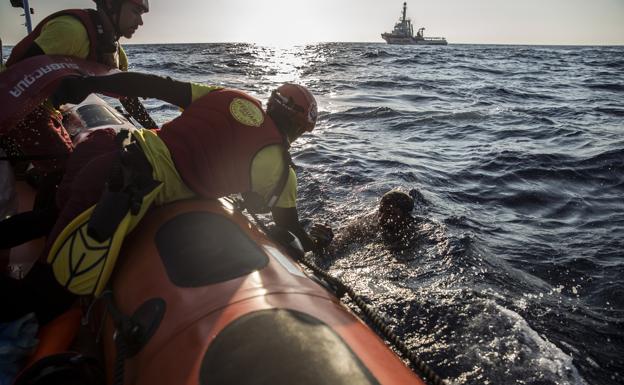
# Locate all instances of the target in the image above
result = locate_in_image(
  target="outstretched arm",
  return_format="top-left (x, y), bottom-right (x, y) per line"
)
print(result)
top-left (271, 207), bottom-right (333, 253)
top-left (56, 72), bottom-right (193, 109)
top-left (272, 206), bottom-right (314, 251)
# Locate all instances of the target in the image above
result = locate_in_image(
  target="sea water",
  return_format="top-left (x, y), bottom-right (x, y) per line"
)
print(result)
top-left (4, 42), bottom-right (623, 385)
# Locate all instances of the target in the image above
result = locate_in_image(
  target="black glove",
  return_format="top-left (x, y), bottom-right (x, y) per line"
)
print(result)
top-left (309, 223), bottom-right (334, 252)
top-left (52, 76), bottom-right (94, 107)
top-left (120, 96), bottom-right (158, 129)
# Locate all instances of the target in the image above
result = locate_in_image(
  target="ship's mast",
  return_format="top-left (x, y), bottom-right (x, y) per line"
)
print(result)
top-left (402, 2), bottom-right (407, 23)
top-left (10, 0), bottom-right (34, 33)
top-left (22, 0), bottom-right (33, 33)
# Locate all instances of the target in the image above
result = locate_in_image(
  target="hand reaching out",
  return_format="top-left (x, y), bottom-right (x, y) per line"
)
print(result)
top-left (309, 223), bottom-right (334, 253)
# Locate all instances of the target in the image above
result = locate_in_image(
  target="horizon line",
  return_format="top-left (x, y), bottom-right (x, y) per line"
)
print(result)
top-left (3, 41), bottom-right (623, 48)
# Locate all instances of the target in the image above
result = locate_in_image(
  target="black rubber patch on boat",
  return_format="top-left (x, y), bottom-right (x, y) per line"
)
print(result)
top-left (155, 212), bottom-right (268, 287)
top-left (199, 309), bottom-right (381, 385)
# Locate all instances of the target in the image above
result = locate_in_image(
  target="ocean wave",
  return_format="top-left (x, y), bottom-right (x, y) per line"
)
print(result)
top-left (328, 106), bottom-right (403, 120)
top-left (395, 288), bottom-right (588, 385)
top-left (329, 172), bottom-right (375, 185)
top-left (478, 151), bottom-right (569, 173)
top-left (400, 93), bottom-right (444, 103)
top-left (452, 64), bottom-right (507, 75)
top-left (601, 59), bottom-right (624, 68)
top-left (135, 60), bottom-right (216, 76)
top-left (391, 56), bottom-right (437, 66)
top-left (150, 103), bottom-right (180, 112)
top-left (358, 79), bottom-right (402, 88)
top-left (438, 110), bottom-right (487, 122)
top-left (585, 83), bottom-right (624, 92)
top-left (579, 148), bottom-right (624, 170)
top-left (388, 170), bottom-right (420, 183)
top-left (512, 106), bottom-right (587, 119)
top-left (361, 50), bottom-right (394, 58)
top-left (477, 85), bottom-right (557, 101)
top-left (584, 58), bottom-right (624, 68)
top-left (491, 189), bottom-right (560, 209)
top-left (443, 215), bottom-right (486, 232)
top-left (595, 107), bottom-right (624, 117)
top-left (467, 302), bottom-right (588, 385)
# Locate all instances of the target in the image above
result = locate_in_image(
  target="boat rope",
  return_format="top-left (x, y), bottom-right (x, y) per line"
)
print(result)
top-left (246, 210), bottom-right (447, 385)
top-left (92, 290), bottom-right (166, 385)
top-left (102, 292), bottom-right (130, 385)
top-left (296, 255), bottom-right (447, 385)
top-left (113, 335), bottom-right (128, 385)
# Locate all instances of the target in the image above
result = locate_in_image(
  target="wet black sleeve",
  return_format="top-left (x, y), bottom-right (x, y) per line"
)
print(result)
top-left (87, 72), bottom-right (192, 109)
top-left (271, 206), bottom-right (315, 252)
top-left (119, 96), bottom-right (158, 128)
top-left (0, 206), bottom-right (57, 249)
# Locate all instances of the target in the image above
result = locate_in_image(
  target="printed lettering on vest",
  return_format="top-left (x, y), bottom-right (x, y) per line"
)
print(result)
top-left (229, 98), bottom-right (264, 127)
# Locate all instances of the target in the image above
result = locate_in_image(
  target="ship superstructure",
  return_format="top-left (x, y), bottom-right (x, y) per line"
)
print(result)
top-left (381, 2), bottom-right (447, 45)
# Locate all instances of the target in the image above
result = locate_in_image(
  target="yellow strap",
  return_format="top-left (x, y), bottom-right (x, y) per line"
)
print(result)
top-left (48, 183), bottom-right (162, 296)
top-left (131, 129), bottom-right (194, 205)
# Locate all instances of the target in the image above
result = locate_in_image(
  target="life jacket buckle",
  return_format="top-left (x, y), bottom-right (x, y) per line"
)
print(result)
top-left (87, 132), bottom-right (156, 242)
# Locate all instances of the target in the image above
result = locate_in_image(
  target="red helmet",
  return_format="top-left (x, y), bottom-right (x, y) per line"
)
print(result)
top-left (268, 83), bottom-right (318, 133)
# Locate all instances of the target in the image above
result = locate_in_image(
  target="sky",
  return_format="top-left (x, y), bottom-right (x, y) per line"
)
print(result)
top-left (1, 0), bottom-right (623, 46)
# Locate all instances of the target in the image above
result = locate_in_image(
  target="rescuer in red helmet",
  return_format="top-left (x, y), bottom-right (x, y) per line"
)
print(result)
top-left (50, 72), bottom-right (333, 253)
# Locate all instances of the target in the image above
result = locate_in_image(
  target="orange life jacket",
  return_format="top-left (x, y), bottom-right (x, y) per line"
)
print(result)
top-left (158, 89), bottom-right (286, 199)
top-left (6, 9), bottom-right (107, 67)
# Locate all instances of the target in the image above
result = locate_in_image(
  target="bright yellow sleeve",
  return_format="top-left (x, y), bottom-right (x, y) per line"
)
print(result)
top-left (34, 15), bottom-right (90, 58)
top-left (275, 169), bottom-right (297, 208)
top-left (251, 145), bottom-right (297, 209)
top-left (190, 83), bottom-right (223, 102)
top-left (118, 45), bottom-right (128, 71)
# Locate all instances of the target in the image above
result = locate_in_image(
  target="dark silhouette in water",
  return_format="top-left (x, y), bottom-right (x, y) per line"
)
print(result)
top-left (327, 190), bottom-right (423, 255)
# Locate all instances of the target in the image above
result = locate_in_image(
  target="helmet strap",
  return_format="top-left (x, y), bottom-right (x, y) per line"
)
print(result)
top-left (268, 108), bottom-right (299, 145)
top-left (96, 0), bottom-right (122, 38)
top-left (112, 0), bottom-right (124, 36)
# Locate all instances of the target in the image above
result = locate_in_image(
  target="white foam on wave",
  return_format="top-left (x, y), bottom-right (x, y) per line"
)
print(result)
top-left (463, 300), bottom-right (588, 385)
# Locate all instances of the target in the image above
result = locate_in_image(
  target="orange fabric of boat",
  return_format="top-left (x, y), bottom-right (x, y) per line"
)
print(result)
top-left (24, 307), bottom-right (82, 367)
top-left (97, 200), bottom-right (426, 385)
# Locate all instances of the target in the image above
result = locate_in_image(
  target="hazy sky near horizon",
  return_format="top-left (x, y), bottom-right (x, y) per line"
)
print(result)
top-left (1, 0), bottom-right (623, 46)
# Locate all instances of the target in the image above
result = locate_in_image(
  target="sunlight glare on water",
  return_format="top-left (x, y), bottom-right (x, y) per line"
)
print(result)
top-left (252, 45), bottom-right (308, 85)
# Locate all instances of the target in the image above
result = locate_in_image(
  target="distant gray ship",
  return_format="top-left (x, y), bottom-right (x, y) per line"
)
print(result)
top-left (381, 2), bottom-right (448, 45)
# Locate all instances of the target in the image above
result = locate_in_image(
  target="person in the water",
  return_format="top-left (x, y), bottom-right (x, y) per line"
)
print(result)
top-left (328, 190), bottom-right (421, 255)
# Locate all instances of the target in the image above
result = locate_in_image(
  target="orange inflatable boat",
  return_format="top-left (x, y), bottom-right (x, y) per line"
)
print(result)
top-left (2, 87), bottom-right (439, 384)
top-left (95, 198), bottom-right (428, 385)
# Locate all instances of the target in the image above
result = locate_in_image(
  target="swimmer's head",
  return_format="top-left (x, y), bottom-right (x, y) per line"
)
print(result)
top-left (378, 190), bottom-right (414, 234)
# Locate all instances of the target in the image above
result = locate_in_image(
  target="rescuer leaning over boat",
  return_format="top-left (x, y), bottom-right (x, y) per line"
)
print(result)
top-left (0, 73), bottom-right (334, 324)
top-left (51, 73), bottom-right (334, 251)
